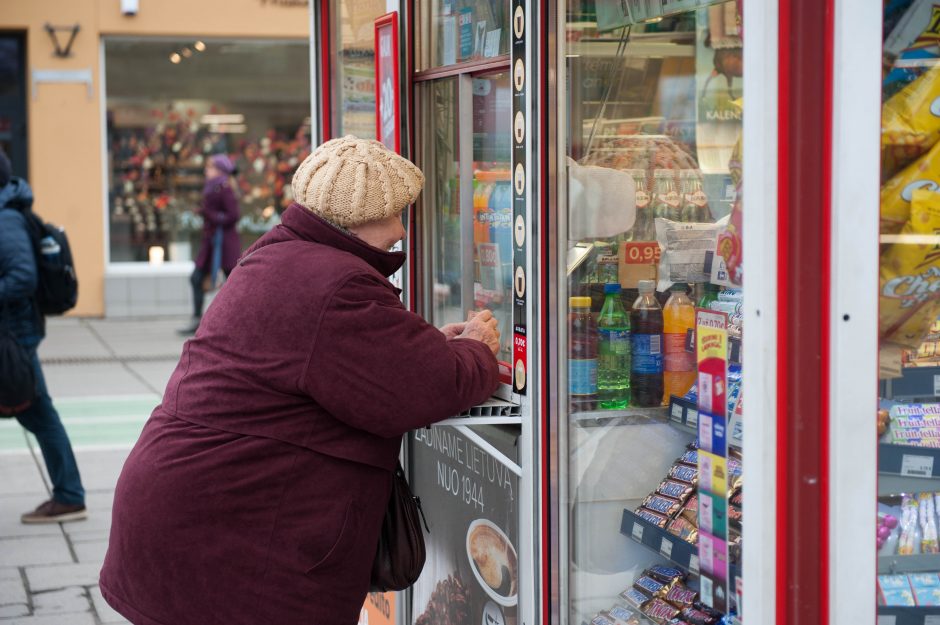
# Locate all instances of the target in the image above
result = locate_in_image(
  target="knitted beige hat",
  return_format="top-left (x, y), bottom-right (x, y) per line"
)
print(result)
top-left (291, 136), bottom-right (425, 228)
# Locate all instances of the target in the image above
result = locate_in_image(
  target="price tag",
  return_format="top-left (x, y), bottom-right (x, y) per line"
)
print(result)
top-left (901, 454), bottom-right (935, 478)
top-left (632, 522), bottom-right (644, 541)
top-left (687, 409), bottom-right (699, 428)
top-left (660, 537), bottom-right (673, 559)
top-left (925, 616), bottom-right (940, 625)
top-left (876, 617), bottom-right (896, 625)
top-left (689, 554), bottom-right (700, 573)
top-left (935, 374), bottom-right (940, 397)
top-left (700, 575), bottom-right (713, 606)
top-left (671, 403), bottom-right (684, 422)
top-left (622, 242), bottom-right (661, 265)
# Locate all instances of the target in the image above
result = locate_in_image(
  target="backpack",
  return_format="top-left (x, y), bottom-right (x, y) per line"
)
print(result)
top-left (0, 328), bottom-right (35, 416)
top-left (21, 211), bottom-right (78, 316)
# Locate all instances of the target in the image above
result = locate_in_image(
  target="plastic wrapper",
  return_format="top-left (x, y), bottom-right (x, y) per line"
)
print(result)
top-left (666, 517), bottom-right (699, 544)
top-left (883, 65), bottom-right (940, 180)
top-left (634, 575), bottom-right (669, 598)
top-left (881, 142), bottom-right (940, 232)
top-left (920, 493), bottom-right (940, 553)
top-left (655, 217), bottom-right (729, 289)
top-left (665, 584), bottom-right (698, 608)
top-left (879, 189), bottom-right (940, 349)
top-left (620, 588), bottom-right (651, 611)
top-left (657, 479), bottom-right (695, 503)
top-left (669, 464), bottom-right (699, 485)
top-left (647, 565), bottom-right (686, 585)
top-left (679, 494), bottom-right (699, 524)
top-left (636, 508), bottom-right (670, 528)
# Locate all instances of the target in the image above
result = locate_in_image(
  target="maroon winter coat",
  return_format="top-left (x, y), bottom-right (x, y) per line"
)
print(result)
top-left (99, 204), bottom-right (499, 625)
top-left (194, 176), bottom-right (241, 273)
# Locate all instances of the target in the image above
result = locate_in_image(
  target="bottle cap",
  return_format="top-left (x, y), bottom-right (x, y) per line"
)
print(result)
top-left (604, 283), bottom-right (621, 294)
top-left (569, 296), bottom-right (592, 308)
top-left (638, 280), bottom-right (655, 293)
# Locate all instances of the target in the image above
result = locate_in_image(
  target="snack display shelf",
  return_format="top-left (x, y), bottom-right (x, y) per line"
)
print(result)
top-left (879, 554), bottom-right (940, 575)
top-left (884, 365), bottom-right (940, 401)
top-left (879, 443), bottom-right (940, 496)
top-left (876, 606), bottom-right (940, 625)
top-left (619, 508), bottom-right (741, 583)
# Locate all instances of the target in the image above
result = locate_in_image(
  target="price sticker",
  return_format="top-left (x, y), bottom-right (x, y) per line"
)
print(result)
top-left (901, 454), bottom-right (934, 478)
top-left (700, 575), bottom-right (713, 606)
top-left (687, 409), bottom-right (699, 428)
top-left (876, 617), bottom-right (896, 625)
top-left (632, 522), bottom-right (644, 542)
top-left (926, 616), bottom-right (940, 625)
top-left (671, 403), bottom-right (684, 422)
top-left (660, 537), bottom-right (673, 559)
top-left (934, 374), bottom-right (940, 397)
top-left (622, 242), bottom-right (661, 265)
top-left (689, 554), bottom-right (700, 573)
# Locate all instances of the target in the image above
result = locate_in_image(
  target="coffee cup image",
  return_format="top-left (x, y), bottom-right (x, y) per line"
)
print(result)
top-left (465, 519), bottom-right (518, 607)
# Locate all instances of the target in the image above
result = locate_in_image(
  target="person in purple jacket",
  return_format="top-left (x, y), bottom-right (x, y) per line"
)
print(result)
top-left (178, 153), bottom-right (241, 335)
top-left (100, 136), bottom-right (501, 625)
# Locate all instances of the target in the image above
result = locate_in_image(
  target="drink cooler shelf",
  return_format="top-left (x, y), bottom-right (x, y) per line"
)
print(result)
top-left (879, 443), bottom-right (940, 496)
top-left (619, 509), bottom-right (741, 586)
top-left (877, 606), bottom-right (940, 624)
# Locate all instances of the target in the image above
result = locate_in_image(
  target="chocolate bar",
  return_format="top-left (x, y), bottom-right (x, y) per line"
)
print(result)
top-left (679, 494), bottom-right (699, 524)
top-left (634, 576), bottom-right (667, 597)
top-left (647, 564), bottom-right (685, 584)
top-left (657, 479), bottom-right (695, 502)
top-left (635, 508), bottom-right (670, 528)
top-left (666, 517), bottom-right (698, 543)
top-left (643, 494), bottom-right (684, 517)
top-left (642, 598), bottom-right (680, 623)
top-left (679, 449), bottom-right (698, 466)
top-left (620, 588), bottom-right (650, 610)
top-left (608, 605), bottom-right (641, 624)
top-left (665, 584), bottom-right (698, 608)
top-left (679, 607), bottom-right (719, 625)
top-left (669, 464), bottom-right (698, 485)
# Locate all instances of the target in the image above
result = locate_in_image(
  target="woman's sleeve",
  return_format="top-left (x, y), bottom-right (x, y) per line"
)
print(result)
top-left (203, 184), bottom-right (240, 228)
top-left (300, 272), bottom-right (500, 438)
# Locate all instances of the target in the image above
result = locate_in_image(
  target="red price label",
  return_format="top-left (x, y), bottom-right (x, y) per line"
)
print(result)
top-left (623, 242), bottom-right (661, 265)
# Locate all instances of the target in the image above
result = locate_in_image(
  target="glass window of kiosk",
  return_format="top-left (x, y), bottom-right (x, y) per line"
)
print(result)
top-left (415, 0), bottom-right (510, 71)
top-left (876, 3), bottom-right (940, 619)
top-left (560, 2), bottom-right (743, 623)
top-left (416, 70), bottom-right (513, 366)
top-left (328, 0), bottom-right (389, 139)
top-left (104, 39), bottom-right (311, 263)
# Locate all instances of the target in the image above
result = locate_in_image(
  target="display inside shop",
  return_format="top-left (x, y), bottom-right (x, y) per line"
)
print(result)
top-left (878, 2), bottom-right (940, 621)
top-left (563, 1), bottom-right (743, 623)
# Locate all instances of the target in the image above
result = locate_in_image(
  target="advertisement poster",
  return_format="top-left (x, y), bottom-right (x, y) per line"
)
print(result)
top-left (374, 13), bottom-right (400, 153)
top-left (694, 3), bottom-right (743, 173)
top-left (409, 426), bottom-right (520, 625)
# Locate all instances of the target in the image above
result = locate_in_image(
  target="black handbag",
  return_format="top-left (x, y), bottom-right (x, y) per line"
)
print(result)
top-left (0, 328), bottom-right (34, 417)
top-left (370, 461), bottom-right (430, 591)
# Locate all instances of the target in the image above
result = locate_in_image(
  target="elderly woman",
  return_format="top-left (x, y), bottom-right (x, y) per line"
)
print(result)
top-left (100, 137), bottom-right (501, 625)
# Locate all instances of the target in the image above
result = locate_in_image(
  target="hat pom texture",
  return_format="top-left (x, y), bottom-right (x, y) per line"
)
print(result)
top-left (292, 136), bottom-right (425, 228)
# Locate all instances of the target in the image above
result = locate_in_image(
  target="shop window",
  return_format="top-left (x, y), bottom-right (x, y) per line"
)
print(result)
top-left (104, 39), bottom-right (311, 263)
top-left (876, 2), bottom-right (940, 620)
top-left (416, 0), bottom-right (510, 71)
top-left (328, 0), bottom-right (390, 139)
top-left (561, 2), bottom-right (744, 623)
top-left (0, 33), bottom-right (27, 179)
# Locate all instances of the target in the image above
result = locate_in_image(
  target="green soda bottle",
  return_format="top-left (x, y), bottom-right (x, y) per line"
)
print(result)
top-left (597, 283), bottom-right (631, 409)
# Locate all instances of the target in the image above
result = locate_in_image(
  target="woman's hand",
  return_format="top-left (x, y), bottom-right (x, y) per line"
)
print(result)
top-left (454, 310), bottom-right (500, 356)
top-left (439, 322), bottom-right (466, 340)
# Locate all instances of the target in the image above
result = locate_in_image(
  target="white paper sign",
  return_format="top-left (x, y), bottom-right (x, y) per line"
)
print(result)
top-left (934, 374), bottom-right (940, 396)
top-left (901, 453), bottom-right (935, 478)
top-left (689, 554), bottom-right (700, 573)
top-left (876, 617), bottom-right (896, 625)
top-left (925, 615), bottom-right (940, 625)
top-left (632, 522), bottom-right (644, 541)
top-left (660, 537), bottom-right (673, 559)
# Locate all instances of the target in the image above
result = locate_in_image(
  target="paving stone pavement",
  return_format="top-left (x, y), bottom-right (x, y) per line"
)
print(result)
top-left (0, 317), bottom-right (189, 624)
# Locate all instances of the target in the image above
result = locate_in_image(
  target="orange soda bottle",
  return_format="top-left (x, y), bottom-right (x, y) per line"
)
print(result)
top-left (663, 284), bottom-right (697, 403)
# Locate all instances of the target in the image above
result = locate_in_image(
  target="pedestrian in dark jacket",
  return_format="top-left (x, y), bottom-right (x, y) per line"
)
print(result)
top-left (178, 153), bottom-right (241, 335)
top-left (0, 149), bottom-right (86, 523)
top-left (100, 136), bottom-right (501, 625)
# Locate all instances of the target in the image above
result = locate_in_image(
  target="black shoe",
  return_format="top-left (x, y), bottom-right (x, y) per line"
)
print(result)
top-left (177, 316), bottom-right (200, 336)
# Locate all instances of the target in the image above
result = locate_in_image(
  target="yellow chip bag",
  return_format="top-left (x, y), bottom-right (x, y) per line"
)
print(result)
top-left (883, 65), bottom-right (940, 180)
top-left (881, 139), bottom-right (940, 233)
top-left (880, 188), bottom-right (940, 349)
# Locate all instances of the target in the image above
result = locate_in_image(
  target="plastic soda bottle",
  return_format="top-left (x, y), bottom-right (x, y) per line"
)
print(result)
top-left (631, 280), bottom-right (664, 407)
top-left (698, 283), bottom-right (720, 309)
top-left (569, 296), bottom-right (597, 412)
top-left (597, 284), bottom-right (631, 409)
top-left (663, 284), bottom-right (697, 402)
